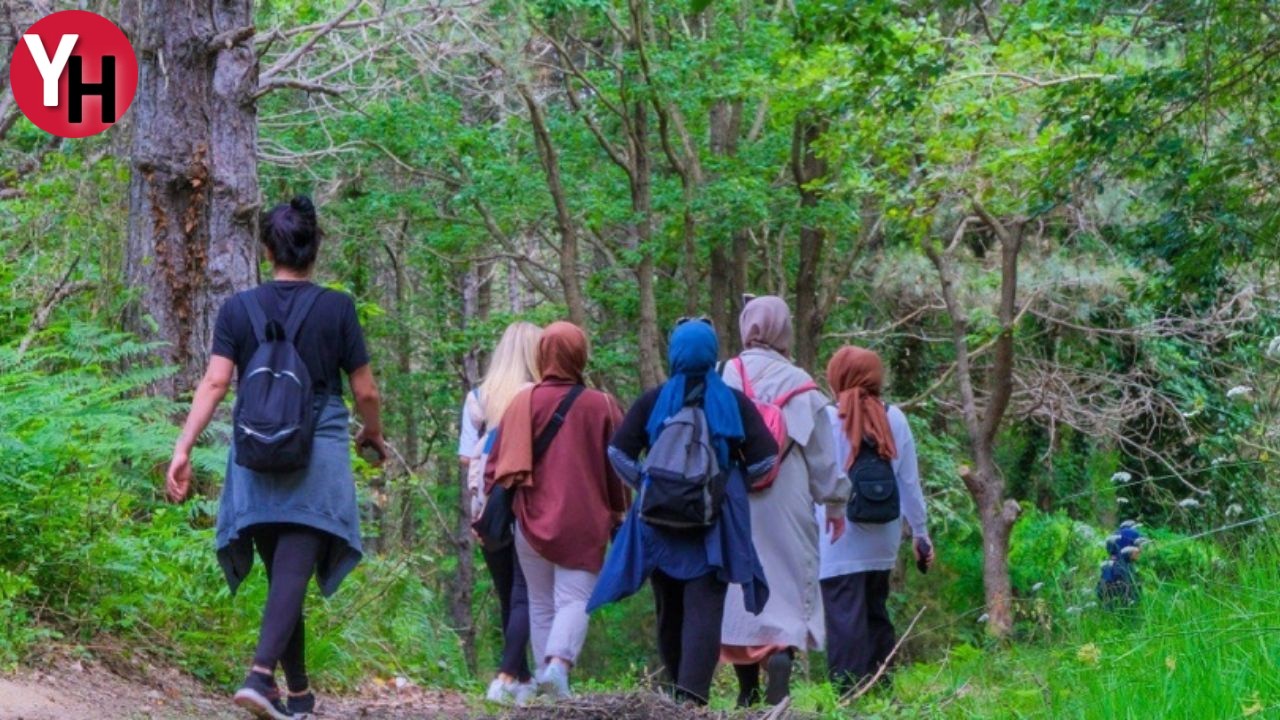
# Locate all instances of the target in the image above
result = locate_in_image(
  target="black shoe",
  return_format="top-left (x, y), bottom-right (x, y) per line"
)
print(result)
top-left (287, 689), bottom-right (316, 717)
top-left (233, 671), bottom-right (292, 720)
top-left (764, 651), bottom-right (793, 705)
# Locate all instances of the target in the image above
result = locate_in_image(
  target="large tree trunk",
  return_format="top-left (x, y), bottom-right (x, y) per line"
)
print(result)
top-left (124, 0), bottom-right (258, 396)
top-left (790, 116), bottom-right (828, 373)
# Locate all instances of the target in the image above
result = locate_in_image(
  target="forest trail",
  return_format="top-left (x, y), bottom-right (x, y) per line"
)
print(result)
top-left (0, 655), bottom-right (472, 720)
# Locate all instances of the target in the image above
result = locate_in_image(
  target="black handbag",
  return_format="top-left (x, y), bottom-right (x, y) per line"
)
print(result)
top-left (473, 385), bottom-right (585, 550)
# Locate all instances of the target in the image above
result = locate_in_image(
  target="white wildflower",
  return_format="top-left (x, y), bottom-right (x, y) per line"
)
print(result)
top-left (1227, 385), bottom-right (1252, 400)
top-left (1111, 471), bottom-right (1132, 484)
top-left (1227, 503), bottom-right (1243, 517)
top-left (1084, 601), bottom-right (1098, 609)
top-left (1267, 336), bottom-right (1280, 359)
top-left (1031, 582), bottom-right (1045, 593)
top-left (1117, 497), bottom-right (1130, 504)
top-left (977, 613), bottom-right (990, 624)
top-left (1066, 606), bottom-right (1082, 615)
top-left (1178, 497), bottom-right (1201, 509)
top-left (1181, 408), bottom-right (1202, 419)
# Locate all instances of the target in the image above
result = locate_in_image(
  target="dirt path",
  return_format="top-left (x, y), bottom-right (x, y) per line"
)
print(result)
top-left (0, 657), bottom-right (780, 719)
top-left (0, 658), bottom-right (472, 720)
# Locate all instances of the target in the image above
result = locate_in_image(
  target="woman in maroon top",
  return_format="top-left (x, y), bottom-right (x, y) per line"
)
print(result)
top-left (487, 321), bottom-right (627, 700)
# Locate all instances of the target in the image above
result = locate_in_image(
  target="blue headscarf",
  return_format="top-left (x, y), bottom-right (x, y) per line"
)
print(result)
top-left (645, 321), bottom-right (744, 467)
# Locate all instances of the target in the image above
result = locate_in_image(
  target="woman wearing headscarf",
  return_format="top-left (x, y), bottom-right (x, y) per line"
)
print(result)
top-left (589, 319), bottom-right (778, 706)
top-left (458, 321), bottom-right (542, 704)
top-left (820, 345), bottom-right (933, 693)
top-left (486, 322), bottom-right (628, 701)
top-left (720, 296), bottom-right (850, 706)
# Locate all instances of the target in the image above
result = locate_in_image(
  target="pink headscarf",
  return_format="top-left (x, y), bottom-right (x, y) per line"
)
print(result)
top-left (739, 296), bottom-right (794, 355)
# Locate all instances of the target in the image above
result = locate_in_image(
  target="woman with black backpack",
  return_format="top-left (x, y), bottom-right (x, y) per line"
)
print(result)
top-left (165, 196), bottom-right (386, 720)
top-left (589, 318), bottom-right (778, 706)
top-left (819, 345), bottom-right (933, 694)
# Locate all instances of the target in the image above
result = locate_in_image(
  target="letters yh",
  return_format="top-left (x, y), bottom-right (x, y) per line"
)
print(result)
top-left (23, 34), bottom-right (117, 124)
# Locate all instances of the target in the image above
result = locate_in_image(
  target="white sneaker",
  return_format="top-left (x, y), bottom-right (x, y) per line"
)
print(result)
top-left (485, 677), bottom-right (516, 704)
top-left (512, 681), bottom-right (537, 706)
top-left (536, 663), bottom-right (572, 700)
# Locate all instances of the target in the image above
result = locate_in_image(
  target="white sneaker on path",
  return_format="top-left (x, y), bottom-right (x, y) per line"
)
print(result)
top-left (537, 663), bottom-right (572, 700)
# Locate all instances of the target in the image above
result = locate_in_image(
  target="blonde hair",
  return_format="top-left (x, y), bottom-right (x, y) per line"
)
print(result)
top-left (479, 322), bottom-right (543, 427)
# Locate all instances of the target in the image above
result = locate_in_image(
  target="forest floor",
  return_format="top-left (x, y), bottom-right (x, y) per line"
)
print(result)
top-left (0, 651), bottom-right (473, 720)
top-left (0, 652), bottom-right (761, 720)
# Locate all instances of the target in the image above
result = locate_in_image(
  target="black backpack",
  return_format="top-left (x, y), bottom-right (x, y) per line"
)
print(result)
top-left (845, 434), bottom-right (900, 525)
top-left (232, 286), bottom-right (325, 473)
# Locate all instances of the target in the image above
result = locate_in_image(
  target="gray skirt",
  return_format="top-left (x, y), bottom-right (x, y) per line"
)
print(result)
top-left (216, 397), bottom-right (363, 597)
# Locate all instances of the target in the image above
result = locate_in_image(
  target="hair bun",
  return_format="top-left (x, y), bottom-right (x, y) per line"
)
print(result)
top-left (289, 195), bottom-right (316, 217)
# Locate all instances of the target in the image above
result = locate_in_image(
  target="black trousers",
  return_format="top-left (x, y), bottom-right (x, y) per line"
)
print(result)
top-left (651, 570), bottom-right (727, 705)
top-left (821, 570), bottom-right (894, 693)
top-left (252, 524), bottom-right (324, 692)
top-left (481, 543), bottom-right (532, 682)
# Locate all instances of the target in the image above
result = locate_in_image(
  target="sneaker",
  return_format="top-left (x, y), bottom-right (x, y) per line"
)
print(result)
top-left (232, 671), bottom-right (292, 720)
top-left (287, 689), bottom-right (316, 718)
top-left (485, 677), bottom-right (516, 704)
top-left (512, 681), bottom-right (537, 706)
top-left (536, 663), bottom-right (572, 700)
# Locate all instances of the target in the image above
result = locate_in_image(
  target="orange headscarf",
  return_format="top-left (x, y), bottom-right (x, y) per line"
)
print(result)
top-left (491, 321), bottom-right (590, 488)
top-left (827, 346), bottom-right (896, 467)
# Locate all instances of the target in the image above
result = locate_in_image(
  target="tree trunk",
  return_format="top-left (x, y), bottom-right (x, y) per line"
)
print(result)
top-left (449, 265), bottom-right (483, 675)
top-left (630, 97), bottom-right (665, 388)
top-left (124, 0), bottom-right (258, 396)
top-left (708, 98), bottom-right (744, 356)
top-left (970, 459), bottom-right (1019, 637)
top-left (790, 116), bottom-right (828, 372)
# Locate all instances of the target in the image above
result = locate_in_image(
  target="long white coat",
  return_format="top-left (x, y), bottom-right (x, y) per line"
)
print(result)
top-left (720, 348), bottom-right (850, 650)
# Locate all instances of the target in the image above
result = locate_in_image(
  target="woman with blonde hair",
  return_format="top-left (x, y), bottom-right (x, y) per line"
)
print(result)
top-left (458, 321), bottom-right (543, 704)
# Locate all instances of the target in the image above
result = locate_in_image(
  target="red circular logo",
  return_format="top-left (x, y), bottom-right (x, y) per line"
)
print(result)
top-left (8, 11), bottom-right (138, 138)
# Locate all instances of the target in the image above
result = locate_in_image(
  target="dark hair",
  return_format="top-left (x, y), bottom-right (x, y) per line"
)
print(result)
top-left (261, 195), bottom-right (320, 270)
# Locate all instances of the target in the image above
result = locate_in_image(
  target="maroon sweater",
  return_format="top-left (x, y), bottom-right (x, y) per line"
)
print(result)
top-left (489, 380), bottom-right (628, 572)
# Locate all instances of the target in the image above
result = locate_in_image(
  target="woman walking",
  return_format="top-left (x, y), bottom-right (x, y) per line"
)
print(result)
top-left (820, 345), bottom-right (933, 694)
top-left (486, 321), bottom-right (628, 700)
top-left (165, 196), bottom-right (385, 720)
top-left (458, 322), bottom-right (542, 704)
top-left (720, 296), bottom-right (850, 706)
top-left (590, 319), bottom-right (778, 706)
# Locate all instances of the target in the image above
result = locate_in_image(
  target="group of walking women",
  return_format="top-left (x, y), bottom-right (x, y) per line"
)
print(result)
top-left (164, 196), bottom-right (933, 720)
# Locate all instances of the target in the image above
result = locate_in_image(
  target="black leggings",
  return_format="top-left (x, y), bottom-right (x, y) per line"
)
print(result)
top-left (481, 543), bottom-right (532, 682)
top-left (252, 524), bottom-right (324, 692)
top-left (651, 570), bottom-right (727, 705)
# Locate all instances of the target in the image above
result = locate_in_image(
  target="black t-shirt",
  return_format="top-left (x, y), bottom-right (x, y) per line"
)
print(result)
top-left (611, 381), bottom-right (778, 469)
top-left (212, 281), bottom-right (370, 396)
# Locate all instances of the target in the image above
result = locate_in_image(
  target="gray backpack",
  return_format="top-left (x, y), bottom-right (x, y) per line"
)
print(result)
top-left (639, 405), bottom-right (726, 530)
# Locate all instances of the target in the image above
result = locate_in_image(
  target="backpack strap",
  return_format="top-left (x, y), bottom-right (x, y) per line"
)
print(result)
top-left (284, 285), bottom-right (326, 343)
top-left (774, 382), bottom-right (819, 408)
top-left (732, 357), bottom-right (756, 400)
top-left (532, 385), bottom-right (585, 461)
top-left (239, 290), bottom-right (271, 343)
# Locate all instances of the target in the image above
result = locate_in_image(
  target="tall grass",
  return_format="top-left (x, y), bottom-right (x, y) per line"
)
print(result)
top-left (793, 536), bottom-right (1280, 719)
